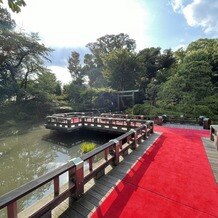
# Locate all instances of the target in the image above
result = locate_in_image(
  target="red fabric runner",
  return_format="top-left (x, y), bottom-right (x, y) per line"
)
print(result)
top-left (92, 126), bottom-right (218, 218)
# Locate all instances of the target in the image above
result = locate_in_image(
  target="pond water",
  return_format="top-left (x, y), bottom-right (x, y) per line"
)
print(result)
top-left (0, 124), bottom-right (120, 217)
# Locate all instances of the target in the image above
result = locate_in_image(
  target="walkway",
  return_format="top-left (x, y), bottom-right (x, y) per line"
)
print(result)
top-left (91, 126), bottom-right (218, 217)
top-left (52, 125), bottom-right (218, 218)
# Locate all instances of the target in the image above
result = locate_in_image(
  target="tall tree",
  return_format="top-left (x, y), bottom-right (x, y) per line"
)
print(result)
top-left (186, 38), bottom-right (218, 88)
top-left (0, 7), bottom-right (52, 102)
top-left (103, 49), bottom-right (137, 91)
top-left (136, 47), bottom-right (175, 93)
top-left (68, 51), bottom-right (84, 85)
top-left (84, 33), bottom-right (136, 87)
top-left (82, 54), bottom-right (106, 87)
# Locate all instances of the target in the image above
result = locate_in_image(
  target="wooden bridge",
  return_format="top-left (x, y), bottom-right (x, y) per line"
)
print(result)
top-left (0, 115), bottom-right (154, 218)
top-left (44, 114), bottom-right (154, 133)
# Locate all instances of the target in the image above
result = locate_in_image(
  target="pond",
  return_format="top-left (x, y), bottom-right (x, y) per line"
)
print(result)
top-left (0, 124), bottom-right (120, 217)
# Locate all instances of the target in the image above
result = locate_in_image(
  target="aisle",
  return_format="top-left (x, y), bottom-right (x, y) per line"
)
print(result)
top-left (92, 126), bottom-right (218, 218)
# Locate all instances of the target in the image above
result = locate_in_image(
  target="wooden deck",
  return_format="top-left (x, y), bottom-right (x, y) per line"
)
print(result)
top-left (202, 137), bottom-right (218, 183)
top-left (51, 132), bottom-right (161, 218)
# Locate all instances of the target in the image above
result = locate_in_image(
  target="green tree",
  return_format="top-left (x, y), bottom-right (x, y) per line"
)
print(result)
top-left (82, 54), bottom-right (106, 87)
top-left (64, 81), bottom-right (86, 110)
top-left (174, 48), bottom-right (186, 64)
top-left (68, 51), bottom-right (84, 85)
top-left (158, 73), bottom-right (186, 108)
top-left (55, 81), bottom-right (62, 96)
top-left (135, 47), bottom-right (175, 107)
top-left (0, 6), bottom-right (15, 29)
top-left (103, 49), bottom-right (137, 90)
top-left (84, 33), bottom-right (136, 87)
top-left (32, 71), bottom-right (59, 96)
top-left (0, 8), bottom-right (51, 104)
top-left (0, 31), bottom-right (52, 102)
top-left (157, 57), bottom-right (213, 113)
top-left (146, 79), bottom-right (159, 106)
top-left (0, 0), bottom-right (26, 13)
top-left (137, 47), bottom-right (161, 84)
top-left (87, 33), bottom-right (136, 66)
top-left (186, 38), bottom-right (218, 88)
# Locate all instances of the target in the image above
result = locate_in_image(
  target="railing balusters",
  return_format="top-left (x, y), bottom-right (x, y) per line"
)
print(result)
top-left (53, 176), bottom-right (59, 196)
top-left (131, 129), bottom-right (137, 149)
top-left (67, 118), bottom-right (71, 128)
top-left (143, 125), bottom-right (147, 140)
top-left (89, 157), bottom-right (93, 171)
top-left (104, 148), bottom-right (109, 160)
top-left (71, 158), bottom-right (84, 199)
top-left (112, 139), bottom-right (120, 165)
top-left (7, 201), bottom-right (17, 218)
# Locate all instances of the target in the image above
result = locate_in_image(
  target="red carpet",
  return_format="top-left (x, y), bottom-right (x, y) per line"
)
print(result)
top-left (92, 126), bottom-right (218, 218)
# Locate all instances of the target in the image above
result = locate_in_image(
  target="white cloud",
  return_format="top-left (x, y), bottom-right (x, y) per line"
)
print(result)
top-left (182, 0), bottom-right (218, 34)
top-left (171, 0), bottom-right (184, 12)
top-left (171, 0), bottom-right (218, 35)
top-left (11, 0), bottom-right (149, 50)
top-left (48, 66), bottom-right (71, 84)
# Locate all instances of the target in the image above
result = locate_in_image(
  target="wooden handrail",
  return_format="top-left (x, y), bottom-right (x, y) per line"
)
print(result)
top-left (81, 141), bottom-right (115, 162)
top-left (0, 161), bottom-right (75, 210)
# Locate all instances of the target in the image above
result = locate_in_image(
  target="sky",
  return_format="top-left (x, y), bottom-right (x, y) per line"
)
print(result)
top-left (5, 0), bottom-right (218, 84)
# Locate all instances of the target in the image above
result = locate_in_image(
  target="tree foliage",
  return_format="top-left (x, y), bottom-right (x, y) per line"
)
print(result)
top-left (0, 7), bottom-right (52, 103)
top-left (65, 35), bottom-right (217, 116)
top-left (81, 33), bottom-right (136, 88)
top-left (103, 49), bottom-right (137, 90)
top-left (157, 38), bottom-right (217, 115)
top-left (68, 51), bottom-right (84, 85)
top-left (0, 0), bottom-right (26, 13)
top-left (0, 7), bottom-right (60, 122)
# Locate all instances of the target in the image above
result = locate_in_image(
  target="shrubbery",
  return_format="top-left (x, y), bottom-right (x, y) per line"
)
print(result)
top-left (80, 142), bottom-right (96, 153)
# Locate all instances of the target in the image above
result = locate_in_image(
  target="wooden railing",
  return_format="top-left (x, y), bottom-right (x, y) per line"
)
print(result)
top-left (45, 116), bottom-right (154, 132)
top-left (100, 113), bottom-right (163, 125)
top-left (0, 123), bottom-right (153, 218)
top-left (101, 113), bottom-right (146, 120)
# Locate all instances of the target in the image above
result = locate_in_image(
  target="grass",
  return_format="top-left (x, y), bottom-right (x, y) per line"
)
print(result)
top-left (80, 142), bottom-right (97, 153)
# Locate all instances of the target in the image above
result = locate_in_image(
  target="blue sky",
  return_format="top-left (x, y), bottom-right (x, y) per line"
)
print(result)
top-left (8, 0), bottom-right (218, 83)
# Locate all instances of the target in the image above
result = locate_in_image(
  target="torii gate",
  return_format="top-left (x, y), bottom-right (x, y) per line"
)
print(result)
top-left (116, 90), bottom-right (139, 111)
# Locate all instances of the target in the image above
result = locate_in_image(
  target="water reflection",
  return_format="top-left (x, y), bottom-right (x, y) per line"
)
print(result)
top-left (0, 126), bottom-right (120, 217)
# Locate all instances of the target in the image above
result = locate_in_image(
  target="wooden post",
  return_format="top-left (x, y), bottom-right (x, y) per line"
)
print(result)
top-left (94, 117), bottom-right (97, 126)
top-left (89, 157), bottom-right (93, 172)
top-left (143, 125), bottom-right (148, 140)
top-left (109, 118), bottom-right (112, 129)
top-left (67, 118), bottom-right (71, 128)
top-left (81, 116), bottom-right (85, 126)
top-left (7, 202), bottom-right (17, 218)
top-left (150, 121), bottom-right (154, 134)
top-left (53, 176), bottom-right (59, 196)
top-left (110, 139), bottom-right (120, 166)
top-left (127, 135), bottom-right (131, 144)
top-left (104, 148), bottom-right (109, 160)
top-left (55, 118), bottom-right (58, 127)
top-left (70, 157), bottom-right (84, 200)
top-left (130, 129), bottom-right (137, 149)
top-left (126, 119), bottom-right (131, 131)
